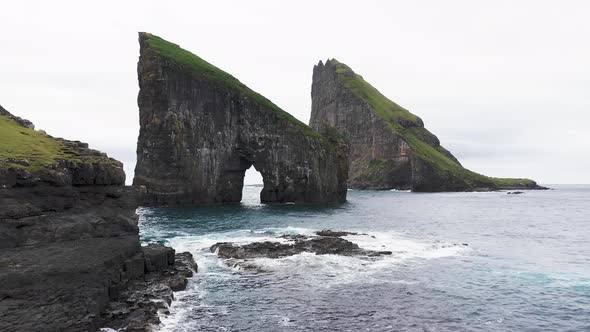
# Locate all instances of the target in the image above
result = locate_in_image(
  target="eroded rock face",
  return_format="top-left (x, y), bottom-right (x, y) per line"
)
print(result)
top-left (311, 59), bottom-right (546, 192)
top-left (133, 33), bottom-right (348, 206)
top-left (0, 107), bottom-right (195, 331)
top-left (311, 61), bottom-right (415, 190)
top-left (101, 246), bottom-right (198, 332)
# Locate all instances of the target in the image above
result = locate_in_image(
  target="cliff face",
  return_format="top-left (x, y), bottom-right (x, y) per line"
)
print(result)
top-left (311, 59), bottom-right (544, 192)
top-left (0, 106), bottom-right (194, 331)
top-left (0, 105), bottom-right (138, 331)
top-left (133, 33), bottom-right (348, 205)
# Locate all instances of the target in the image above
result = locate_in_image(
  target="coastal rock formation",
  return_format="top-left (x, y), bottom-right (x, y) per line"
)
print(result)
top-left (0, 106), bottom-right (195, 331)
top-left (311, 59), bottom-right (545, 192)
top-left (211, 232), bottom-right (392, 260)
top-left (101, 247), bottom-right (197, 331)
top-left (133, 33), bottom-right (348, 206)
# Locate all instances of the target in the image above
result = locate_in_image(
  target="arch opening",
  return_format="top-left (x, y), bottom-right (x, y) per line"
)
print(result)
top-left (241, 164), bottom-right (263, 205)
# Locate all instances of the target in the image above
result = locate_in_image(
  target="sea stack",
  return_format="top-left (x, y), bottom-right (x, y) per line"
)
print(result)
top-left (310, 59), bottom-right (545, 192)
top-left (133, 33), bottom-right (348, 205)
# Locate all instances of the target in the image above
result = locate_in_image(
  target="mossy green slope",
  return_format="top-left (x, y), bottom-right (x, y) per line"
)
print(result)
top-left (142, 33), bottom-right (320, 138)
top-left (331, 60), bottom-right (537, 190)
top-left (0, 112), bottom-right (117, 172)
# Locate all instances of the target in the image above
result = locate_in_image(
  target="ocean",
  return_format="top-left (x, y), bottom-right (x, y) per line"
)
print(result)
top-left (139, 185), bottom-right (590, 331)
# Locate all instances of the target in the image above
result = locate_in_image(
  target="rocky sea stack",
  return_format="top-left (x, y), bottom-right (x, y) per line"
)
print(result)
top-left (133, 33), bottom-right (349, 206)
top-left (0, 105), bottom-right (196, 331)
top-left (311, 59), bottom-right (546, 192)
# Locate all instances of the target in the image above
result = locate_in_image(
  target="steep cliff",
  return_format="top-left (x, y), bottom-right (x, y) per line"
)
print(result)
top-left (0, 105), bottom-right (195, 331)
top-left (133, 33), bottom-right (348, 206)
top-left (311, 59), bottom-right (545, 191)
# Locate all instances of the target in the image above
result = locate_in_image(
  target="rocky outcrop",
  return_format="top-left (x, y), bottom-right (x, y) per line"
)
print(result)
top-left (133, 33), bottom-right (348, 206)
top-left (101, 246), bottom-right (197, 331)
top-left (0, 107), bottom-right (196, 331)
top-left (315, 230), bottom-right (363, 237)
top-left (211, 232), bottom-right (392, 261)
top-left (311, 59), bottom-right (546, 192)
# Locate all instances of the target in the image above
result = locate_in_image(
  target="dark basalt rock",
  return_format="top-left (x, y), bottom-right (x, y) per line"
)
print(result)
top-left (101, 247), bottom-right (197, 332)
top-left (133, 33), bottom-right (349, 206)
top-left (211, 233), bottom-right (392, 260)
top-left (315, 229), bottom-right (360, 237)
top-left (143, 243), bottom-right (175, 272)
top-left (0, 106), bottom-right (196, 331)
top-left (507, 191), bottom-right (525, 195)
top-left (310, 59), bottom-right (546, 192)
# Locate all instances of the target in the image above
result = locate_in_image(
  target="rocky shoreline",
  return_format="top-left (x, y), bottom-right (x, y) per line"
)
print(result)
top-left (0, 106), bottom-right (196, 332)
top-left (100, 245), bottom-right (197, 331)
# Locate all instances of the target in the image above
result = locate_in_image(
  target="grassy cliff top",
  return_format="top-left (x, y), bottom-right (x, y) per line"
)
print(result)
top-left (141, 33), bottom-right (320, 138)
top-left (0, 113), bottom-right (116, 172)
top-left (330, 59), bottom-right (421, 125)
top-left (329, 59), bottom-right (537, 189)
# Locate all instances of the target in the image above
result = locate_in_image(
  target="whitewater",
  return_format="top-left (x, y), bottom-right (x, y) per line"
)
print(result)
top-left (139, 185), bottom-right (590, 331)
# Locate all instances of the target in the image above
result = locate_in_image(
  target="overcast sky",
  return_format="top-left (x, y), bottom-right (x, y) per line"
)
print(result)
top-left (1, 1), bottom-right (588, 184)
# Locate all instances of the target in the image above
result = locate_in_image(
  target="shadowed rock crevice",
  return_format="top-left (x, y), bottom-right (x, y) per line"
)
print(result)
top-left (133, 33), bottom-right (349, 206)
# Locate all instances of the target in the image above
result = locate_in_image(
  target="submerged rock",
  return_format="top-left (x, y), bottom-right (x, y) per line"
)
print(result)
top-left (310, 59), bottom-right (547, 192)
top-left (133, 33), bottom-right (349, 206)
top-left (315, 229), bottom-right (361, 237)
top-left (211, 232), bottom-right (392, 260)
top-left (507, 191), bottom-right (525, 195)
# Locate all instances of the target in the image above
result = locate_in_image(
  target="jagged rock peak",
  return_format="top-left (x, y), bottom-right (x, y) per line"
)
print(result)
top-left (310, 59), bottom-right (545, 192)
top-left (133, 33), bottom-right (349, 205)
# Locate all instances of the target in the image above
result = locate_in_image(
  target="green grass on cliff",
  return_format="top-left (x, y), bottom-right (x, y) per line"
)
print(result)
top-left (331, 59), bottom-right (467, 173)
top-left (398, 121), bottom-right (533, 188)
top-left (487, 177), bottom-right (537, 188)
top-left (0, 114), bottom-right (113, 172)
top-left (332, 61), bottom-right (420, 124)
top-left (332, 60), bottom-right (536, 189)
top-left (143, 33), bottom-right (320, 138)
top-left (0, 115), bottom-right (70, 171)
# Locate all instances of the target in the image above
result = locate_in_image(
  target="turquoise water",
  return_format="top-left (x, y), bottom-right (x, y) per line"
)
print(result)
top-left (139, 185), bottom-right (590, 331)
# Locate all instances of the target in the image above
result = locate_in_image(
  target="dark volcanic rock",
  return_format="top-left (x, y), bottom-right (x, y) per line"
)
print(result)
top-left (211, 233), bottom-right (391, 260)
top-left (0, 237), bottom-right (139, 332)
top-left (133, 33), bottom-right (349, 206)
top-left (315, 229), bottom-right (360, 237)
top-left (143, 243), bottom-right (175, 272)
top-left (0, 106), bottom-right (196, 331)
top-left (101, 248), bottom-right (197, 332)
top-left (310, 59), bottom-right (546, 192)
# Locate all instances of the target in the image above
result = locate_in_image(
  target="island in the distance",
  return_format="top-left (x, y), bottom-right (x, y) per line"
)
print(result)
top-left (311, 59), bottom-right (546, 192)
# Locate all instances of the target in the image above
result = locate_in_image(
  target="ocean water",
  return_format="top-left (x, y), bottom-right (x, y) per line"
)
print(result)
top-left (139, 185), bottom-right (590, 332)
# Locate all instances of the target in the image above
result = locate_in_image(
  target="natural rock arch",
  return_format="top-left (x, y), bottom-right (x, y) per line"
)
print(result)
top-left (133, 33), bottom-right (348, 206)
